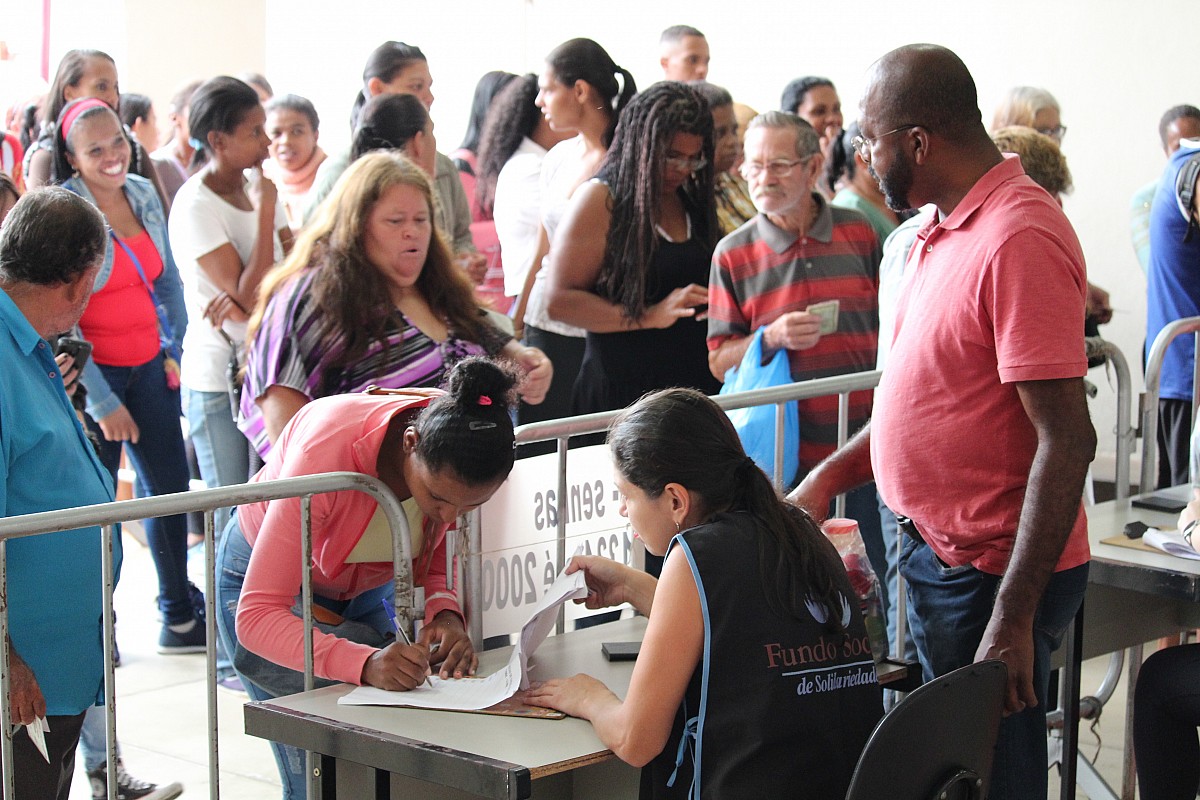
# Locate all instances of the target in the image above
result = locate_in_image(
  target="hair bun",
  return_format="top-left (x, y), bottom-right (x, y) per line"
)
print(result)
top-left (445, 357), bottom-right (519, 412)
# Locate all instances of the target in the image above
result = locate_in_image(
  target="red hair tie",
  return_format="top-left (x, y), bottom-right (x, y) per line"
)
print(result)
top-left (60, 97), bottom-right (112, 141)
top-left (478, 395), bottom-right (492, 406)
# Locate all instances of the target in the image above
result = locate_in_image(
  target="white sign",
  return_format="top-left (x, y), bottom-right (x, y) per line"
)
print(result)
top-left (477, 444), bottom-right (635, 639)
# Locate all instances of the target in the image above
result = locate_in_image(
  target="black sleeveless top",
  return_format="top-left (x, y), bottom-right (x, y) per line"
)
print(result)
top-left (572, 215), bottom-right (721, 416)
top-left (643, 511), bottom-right (883, 800)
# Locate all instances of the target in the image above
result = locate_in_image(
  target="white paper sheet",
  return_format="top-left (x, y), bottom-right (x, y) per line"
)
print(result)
top-left (1143, 528), bottom-right (1200, 560)
top-left (18, 716), bottom-right (49, 762)
top-left (339, 561), bottom-right (587, 710)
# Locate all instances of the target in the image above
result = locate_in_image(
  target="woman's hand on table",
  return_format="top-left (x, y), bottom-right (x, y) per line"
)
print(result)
top-left (523, 675), bottom-right (615, 720)
top-left (361, 642), bottom-right (432, 691)
top-left (1179, 497), bottom-right (1200, 533)
top-left (420, 611), bottom-right (477, 679)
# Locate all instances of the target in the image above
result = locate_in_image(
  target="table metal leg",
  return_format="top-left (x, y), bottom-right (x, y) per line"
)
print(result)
top-left (1060, 598), bottom-right (1084, 798)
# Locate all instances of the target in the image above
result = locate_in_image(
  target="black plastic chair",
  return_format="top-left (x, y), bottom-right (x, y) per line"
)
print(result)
top-left (845, 659), bottom-right (1008, 800)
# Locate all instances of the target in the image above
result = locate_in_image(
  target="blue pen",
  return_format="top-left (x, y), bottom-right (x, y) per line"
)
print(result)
top-left (381, 598), bottom-right (433, 688)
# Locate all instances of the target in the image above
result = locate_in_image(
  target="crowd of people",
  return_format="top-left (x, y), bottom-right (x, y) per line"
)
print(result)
top-left (2, 20), bottom-right (1199, 800)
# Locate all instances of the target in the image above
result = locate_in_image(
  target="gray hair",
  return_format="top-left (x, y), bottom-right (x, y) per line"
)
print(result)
top-left (0, 188), bottom-right (107, 286)
top-left (747, 111), bottom-right (820, 159)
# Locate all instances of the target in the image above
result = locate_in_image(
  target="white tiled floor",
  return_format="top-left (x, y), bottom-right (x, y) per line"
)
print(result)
top-left (83, 527), bottom-right (1146, 800)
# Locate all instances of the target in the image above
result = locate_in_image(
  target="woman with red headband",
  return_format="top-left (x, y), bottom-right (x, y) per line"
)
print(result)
top-left (51, 98), bottom-right (197, 653)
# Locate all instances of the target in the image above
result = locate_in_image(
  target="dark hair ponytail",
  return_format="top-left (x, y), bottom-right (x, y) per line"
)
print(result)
top-left (824, 122), bottom-right (858, 195)
top-left (544, 38), bottom-right (637, 148)
top-left (350, 41), bottom-right (428, 133)
top-left (609, 67), bottom-right (637, 146)
top-left (412, 357), bottom-right (519, 485)
top-left (351, 93), bottom-right (429, 162)
top-left (608, 388), bottom-right (850, 632)
top-left (187, 76), bottom-right (262, 170)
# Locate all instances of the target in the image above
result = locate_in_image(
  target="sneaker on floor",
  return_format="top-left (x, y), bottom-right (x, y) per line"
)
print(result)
top-left (217, 674), bottom-right (246, 694)
top-left (88, 761), bottom-right (183, 800)
top-left (157, 616), bottom-right (205, 655)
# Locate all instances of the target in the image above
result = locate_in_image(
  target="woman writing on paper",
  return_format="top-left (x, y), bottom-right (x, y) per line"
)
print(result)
top-left (216, 357), bottom-right (520, 800)
top-left (526, 388), bottom-right (882, 799)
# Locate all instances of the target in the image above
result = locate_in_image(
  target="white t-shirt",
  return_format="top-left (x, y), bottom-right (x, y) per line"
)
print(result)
top-left (524, 136), bottom-right (587, 337)
top-left (169, 173), bottom-right (288, 392)
top-left (494, 137), bottom-right (549, 297)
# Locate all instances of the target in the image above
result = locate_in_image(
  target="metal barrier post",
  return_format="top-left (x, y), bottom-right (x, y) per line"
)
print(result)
top-left (102, 524), bottom-right (118, 800)
top-left (1140, 317), bottom-right (1200, 491)
top-left (555, 436), bottom-right (569, 635)
top-left (773, 403), bottom-right (786, 492)
top-left (465, 509), bottom-right (484, 648)
top-left (0, 471), bottom-right (411, 800)
top-left (0, 539), bottom-right (13, 800)
top-left (203, 511), bottom-right (220, 800)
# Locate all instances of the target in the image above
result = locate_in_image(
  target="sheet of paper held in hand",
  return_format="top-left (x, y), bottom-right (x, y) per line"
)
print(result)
top-left (1141, 527), bottom-right (1200, 561)
top-left (339, 560), bottom-right (588, 710)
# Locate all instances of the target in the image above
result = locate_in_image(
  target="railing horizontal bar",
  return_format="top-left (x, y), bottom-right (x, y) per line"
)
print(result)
top-left (514, 371), bottom-right (882, 443)
top-left (0, 472), bottom-right (381, 540)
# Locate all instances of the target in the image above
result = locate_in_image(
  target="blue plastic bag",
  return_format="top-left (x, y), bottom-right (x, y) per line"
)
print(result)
top-left (718, 327), bottom-right (800, 486)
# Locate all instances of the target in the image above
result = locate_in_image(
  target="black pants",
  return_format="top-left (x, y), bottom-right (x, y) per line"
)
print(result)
top-left (517, 326), bottom-right (586, 458)
top-left (1134, 644), bottom-right (1200, 799)
top-left (3, 710), bottom-right (86, 800)
top-left (1157, 398), bottom-right (1193, 489)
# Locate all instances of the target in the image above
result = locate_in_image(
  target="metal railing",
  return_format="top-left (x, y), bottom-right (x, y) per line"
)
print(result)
top-left (462, 370), bottom-right (881, 645)
top-left (0, 472), bottom-right (413, 800)
top-left (1139, 316), bottom-right (1200, 491)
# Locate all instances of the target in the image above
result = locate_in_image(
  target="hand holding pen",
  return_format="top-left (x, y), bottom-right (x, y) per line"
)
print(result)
top-left (359, 600), bottom-right (433, 691)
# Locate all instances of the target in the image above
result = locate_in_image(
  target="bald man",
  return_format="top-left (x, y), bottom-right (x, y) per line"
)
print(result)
top-left (791, 44), bottom-right (1094, 800)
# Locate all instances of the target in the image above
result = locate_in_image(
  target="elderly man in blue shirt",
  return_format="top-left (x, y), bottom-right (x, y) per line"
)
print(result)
top-left (0, 187), bottom-right (119, 798)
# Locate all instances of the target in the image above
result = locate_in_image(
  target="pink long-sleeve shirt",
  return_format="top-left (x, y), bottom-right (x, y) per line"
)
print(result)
top-left (234, 390), bottom-right (460, 685)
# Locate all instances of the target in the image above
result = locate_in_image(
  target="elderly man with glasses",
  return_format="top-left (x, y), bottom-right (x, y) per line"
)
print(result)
top-left (706, 109), bottom-right (890, 617)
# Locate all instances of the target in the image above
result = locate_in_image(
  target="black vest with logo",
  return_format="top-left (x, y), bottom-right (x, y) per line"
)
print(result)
top-left (642, 511), bottom-right (883, 800)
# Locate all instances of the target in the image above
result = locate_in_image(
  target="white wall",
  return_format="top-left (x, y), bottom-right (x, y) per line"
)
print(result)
top-left (19, 0), bottom-right (1200, 484)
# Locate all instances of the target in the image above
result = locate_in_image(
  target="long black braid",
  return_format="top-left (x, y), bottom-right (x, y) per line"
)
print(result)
top-left (594, 81), bottom-right (717, 321)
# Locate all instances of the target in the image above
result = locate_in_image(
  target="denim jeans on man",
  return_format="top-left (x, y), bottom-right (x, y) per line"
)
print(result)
top-left (86, 353), bottom-right (192, 624)
top-left (183, 388), bottom-right (249, 534)
top-left (900, 536), bottom-right (1087, 800)
top-left (215, 515), bottom-right (393, 800)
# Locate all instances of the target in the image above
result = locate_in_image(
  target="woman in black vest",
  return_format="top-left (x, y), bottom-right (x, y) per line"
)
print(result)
top-left (526, 388), bottom-right (883, 799)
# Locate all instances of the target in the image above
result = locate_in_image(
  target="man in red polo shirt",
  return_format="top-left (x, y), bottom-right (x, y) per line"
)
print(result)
top-left (791, 44), bottom-right (1095, 800)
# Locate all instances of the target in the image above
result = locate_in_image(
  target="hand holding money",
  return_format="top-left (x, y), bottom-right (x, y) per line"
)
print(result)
top-left (764, 310), bottom-right (823, 352)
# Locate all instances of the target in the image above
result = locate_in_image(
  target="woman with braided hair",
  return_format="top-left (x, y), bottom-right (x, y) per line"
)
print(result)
top-left (526, 388), bottom-right (882, 799)
top-left (545, 81), bottom-right (721, 416)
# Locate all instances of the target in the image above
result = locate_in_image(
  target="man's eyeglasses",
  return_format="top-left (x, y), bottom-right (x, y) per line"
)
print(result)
top-left (1036, 125), bottom-right (1067, 143)
top-left (850, 125), bottom-right (919, 163)
top-left (739, 157), bottom-right (812, 180)
top-left (665, 155), bottom-right (708, 173)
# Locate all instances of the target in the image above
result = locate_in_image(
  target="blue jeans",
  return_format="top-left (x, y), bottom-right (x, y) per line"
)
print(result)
top-left (900, 536), bottom-right (1088, 800)
top-left (183, 388), bottom-right (249, 535)
top-left (79, 704), bottom-right (119, 772)
top-left (88, 354), bottom-right (192, 624)
top-left (215, 516), bottom-right (392, 800)
top-left (877, 494), bottom-right (918, 661)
